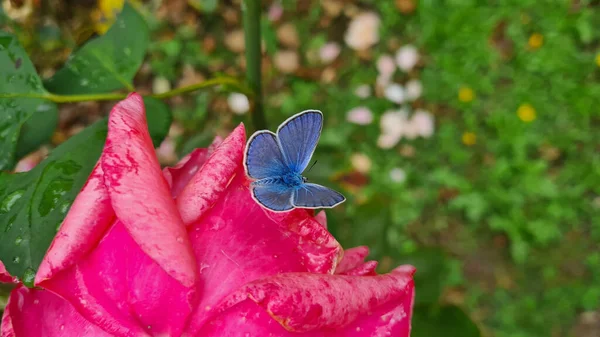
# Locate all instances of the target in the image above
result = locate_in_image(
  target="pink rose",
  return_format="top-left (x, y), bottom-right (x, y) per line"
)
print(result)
top-left (1, 94), bottom-right (415, 337)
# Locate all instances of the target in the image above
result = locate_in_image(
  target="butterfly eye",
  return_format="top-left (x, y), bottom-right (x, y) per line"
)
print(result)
top-left (302, 176), bottom-right (308, 183)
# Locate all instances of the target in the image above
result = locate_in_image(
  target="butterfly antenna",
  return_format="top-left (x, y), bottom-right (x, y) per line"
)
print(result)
top-left (307, 160), bottom-right (318, 173)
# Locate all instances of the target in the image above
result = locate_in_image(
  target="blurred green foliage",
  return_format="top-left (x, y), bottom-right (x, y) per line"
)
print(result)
top-left (0, 0), bottom-right (598, 336)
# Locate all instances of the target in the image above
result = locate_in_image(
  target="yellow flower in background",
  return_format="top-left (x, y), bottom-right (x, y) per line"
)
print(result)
top-left (93, 0), bottom-right (126, 34)
top-left (528, 33), bottom-right (544, 49)
top-left (595, 53), bottom-right (600, 67)
top-left (458, 86), bottom-right (475, 103)
top-left (517, 103), bottom-right (536, 122)
top-left (462, 132), bottom-right (477, 146)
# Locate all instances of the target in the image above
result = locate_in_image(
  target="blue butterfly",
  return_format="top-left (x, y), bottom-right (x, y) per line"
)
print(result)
top-left (244, 110), bottom-right (346, 212)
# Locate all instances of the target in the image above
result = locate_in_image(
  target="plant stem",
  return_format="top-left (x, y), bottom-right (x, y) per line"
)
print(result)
top-left (0, 77), bottom-right (249, 103)
top-left (242, 0), bottom-right (267, 130)
top-left (151, 77), bottom-right (252, 99)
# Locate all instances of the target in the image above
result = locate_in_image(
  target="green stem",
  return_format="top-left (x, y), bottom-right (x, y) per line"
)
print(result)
top-left (0, 77), bottom-right (249, 103)
top-left (242, 0), bottom-right (267, 130)
top-left (151, 77), bottom-right (251, 99)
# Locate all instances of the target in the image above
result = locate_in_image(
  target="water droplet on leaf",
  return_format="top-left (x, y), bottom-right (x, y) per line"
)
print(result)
top-left (22, 268), bottom-right (35, 287)
top-left (1, 190), bottom-right (24, 214)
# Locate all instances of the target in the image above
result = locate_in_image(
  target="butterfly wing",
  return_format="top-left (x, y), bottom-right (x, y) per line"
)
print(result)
top-left (251, 183), bottom-right (294, 212)
top-left (293, 183), bottom-right (346, 209)
top-left (245, 131), bottom-right (290, 179)
top-left (276, 110), bottom-right (323, 174)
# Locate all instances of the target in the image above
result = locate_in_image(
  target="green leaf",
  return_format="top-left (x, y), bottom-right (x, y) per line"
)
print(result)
top-left (0, 32), bottom-right (58, 170)
top-left (143, 96), bottom-right (172, 147)
top-left (0, 119), bottom-right (107, 281)
top-left (44, 2), bottom-right (149, 94)
top-left (188, 0), bottom-right (219, 13)
top-left (412, 304), bottom-right (481, 337)
top-left (15, 106), bottom-right (58, 158)
top-left (400, 248), bottom-right (450, 305)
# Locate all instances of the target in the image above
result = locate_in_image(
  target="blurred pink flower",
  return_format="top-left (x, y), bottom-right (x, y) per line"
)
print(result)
top-left (319, 42), bottom-right (341, 64)
top-left (267, 2), bottom-right (284, 22)
top-left (395, 45), bottom-right (419, 72)
top-left (344, 12), bottom-right (381, 51)
top-left (347, 106), bottom-right (374, 125)
top-left (377, 54), bottom-right (396, 78)
top-left (13, 149), bottom-right (47, 172)
top-left (1, 94), bottom-right (415, 337)
top-left (411, 109), bottom-right (435, 138)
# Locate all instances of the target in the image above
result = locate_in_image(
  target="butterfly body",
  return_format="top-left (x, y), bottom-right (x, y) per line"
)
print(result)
top-left (244, 110), bottom-right (346, 212)
top-left (253, 173), bottom-right (306, 188)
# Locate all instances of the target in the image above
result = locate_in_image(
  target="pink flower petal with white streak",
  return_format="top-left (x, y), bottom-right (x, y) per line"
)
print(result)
top-left (314, 210), bottom-right (327, 228)
top-left (199, 267), bottom-right (415, 336)
top-left (181, 170), bottom-right (342, 335)
top-left (37, 221), bottom-right (197, 337)
top-left (36, 162), bottom-right (114, 284)
top-left (101, 93), bottom-right (196, 287)
top-left (1, 285), bottom-right (111, 337)
top-left (177, 124), bottom-right (246, 225)
top-left (163, 137), bottom-right (222, 198)
top-left (335, 246), bottom-right (370, 274)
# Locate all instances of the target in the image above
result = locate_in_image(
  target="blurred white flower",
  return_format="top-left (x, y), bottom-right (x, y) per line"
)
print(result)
top-left (395, 45), bottom-right (419, 72)
top-left (377, 133), bottom-right (401, 149)
top-left (277, 23), bottom-right (300, 48)
top-left (411, 109), bottom-right (435, 138)
top-left (152, 76), bottom-right (171, 94)
top-left (402, 119), bottom-right (420, 140)
top-left (350, 153), bottom-right (372, 174)
top-left (376, 74), bottom-right (391, 88)
top-left (274, 50), bottom-right (300, 73)
top-left (344, 12), bottom-right (381, 51)
top-left (380, 108), bottom-right (408, 135)
top-left (354, 84), bottom-right (371, 98)
top-left (389, 168), bottom-right (407, 183)
top-left (227, 93), bottom-right (250, 115)
top-left (224, 29), bottom-right (245, 53)
top-left (384, 83), bottom-right (406, 104)
top-left (377, 54), bottom-right (396, 77)
top-left (2, 0), bottom-right (33, 22)
top-left (405, 79), bottom-right (422, 101)
top-left (156, 137), bottom-right (178, 165)
top-left (319, 42), bottom-right (341, 64)
top-left (347, 106), bottom-right (373, 125)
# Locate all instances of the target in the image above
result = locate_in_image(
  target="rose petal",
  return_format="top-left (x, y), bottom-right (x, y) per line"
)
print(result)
top-left (177, 124), bottom-right (246, 225)
top-left (101, 93), bottom-right (196, 287)
top-left (36, 162), bottom-right (114, 284)
top-left (163, 136), bottom-right (222, 198)
top-left (335, 246), bottom-right (370, 274)
top-left (1, 285), bottom-right (112, 337)
top-left (205, 267), bottom-right (415, 335)
top-left (0, 260), bottom-right (17, 284)
top-left (37, 221), bottom-right (197, 337)
top-left (183, 171), bottom-right (342, 335)
top-left (314, 210), bottom-right (327, 229)
top-left (340, 261), bottom-right (378, 276)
